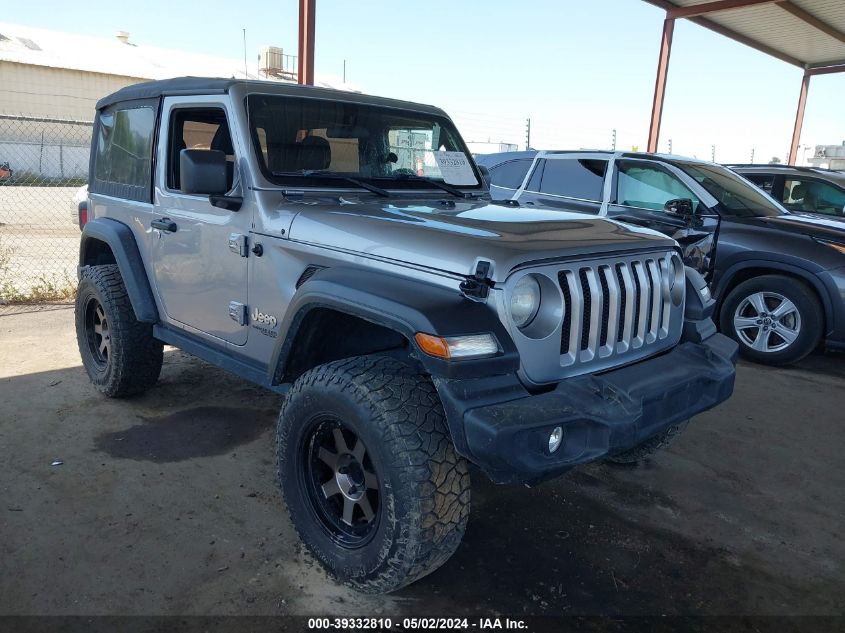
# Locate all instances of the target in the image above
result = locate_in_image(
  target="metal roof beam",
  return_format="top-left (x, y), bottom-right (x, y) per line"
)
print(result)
top-left (776, 1), bottom-right (845, 46)
top-left (297, 0), bottom-right (316, 85)
top-left (805, 64), bottom-right (845, 76)
top-left (641, 0), bottom-right (804, 66)
top-left (808, 58), bottom-right (845, 69)
top-left (666, 0), bottom-right (778, 20)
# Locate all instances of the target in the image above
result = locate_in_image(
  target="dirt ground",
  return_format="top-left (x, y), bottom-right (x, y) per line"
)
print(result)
top-left (0, 305), bottom-right (843, 617)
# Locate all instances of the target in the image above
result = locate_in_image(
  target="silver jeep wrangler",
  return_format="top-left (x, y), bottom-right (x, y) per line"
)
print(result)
top-left (75, 77), bottom-right (737, 593)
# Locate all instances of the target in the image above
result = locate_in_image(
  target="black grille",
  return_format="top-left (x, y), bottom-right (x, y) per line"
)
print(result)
top-left (632, 265), bottom-right (642, 335)
top-left (553, 254), bottom-right (676, 368)
top-left (644, 262), bottom-right (654, 335)
top-left (558, 271), bottom-right (572, 354)
top-left (579, 268), bottom-right (591, 351)
top-left (615, 264), bottom-right (627, 343)
top-left (599, 270), bottom-right (610, 348)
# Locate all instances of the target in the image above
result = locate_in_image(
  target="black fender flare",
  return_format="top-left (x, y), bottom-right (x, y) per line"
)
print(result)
top-left (269, 266), bottom-right (520, 384)
top-left (79, 218), bottom-right (159, 323)
top-left (714, 258), bottom-right (833, 335)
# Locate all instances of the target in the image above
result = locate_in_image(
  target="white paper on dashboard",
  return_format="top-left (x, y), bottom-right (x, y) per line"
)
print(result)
top-left (432, 151), bottom-right (478, 186)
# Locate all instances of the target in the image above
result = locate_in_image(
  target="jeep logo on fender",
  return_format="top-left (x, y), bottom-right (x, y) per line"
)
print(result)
top-left (251, 308), bottom-right (277, 328)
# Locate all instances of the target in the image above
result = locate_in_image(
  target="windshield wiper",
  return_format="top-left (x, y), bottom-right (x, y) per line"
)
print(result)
top-left (392, 174), bottom-right (474, 199)
top-left (272, 170), bottom-right (390, 197)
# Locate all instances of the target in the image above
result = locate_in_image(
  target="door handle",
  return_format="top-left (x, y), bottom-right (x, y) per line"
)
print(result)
top-left (151, 218), bottom-right (177, 232)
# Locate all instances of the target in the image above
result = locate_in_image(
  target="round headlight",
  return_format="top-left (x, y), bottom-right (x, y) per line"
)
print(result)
top-left (669, 256), bottom-right (685, 305)
top-left (669, 256), bottom-right (681, 290)
top-left (511, 275), bottom-right (541, 328)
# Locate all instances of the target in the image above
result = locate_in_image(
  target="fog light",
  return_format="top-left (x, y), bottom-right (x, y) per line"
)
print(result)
top-left (548, 426), bottom-right (563, 453)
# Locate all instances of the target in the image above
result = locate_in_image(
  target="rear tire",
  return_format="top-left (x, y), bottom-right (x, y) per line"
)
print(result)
top-left (276, 356), bottom-right (470, 593)
top-left (75, 264), bottom-right (163, 397)
top-left (719, 275), bottom-right (821, 366)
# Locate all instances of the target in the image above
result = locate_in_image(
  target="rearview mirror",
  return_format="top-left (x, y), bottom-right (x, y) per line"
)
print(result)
top-left (180, 149), bottom-right (228, 195)
top-left (664, 198), bottom-right (695, 217)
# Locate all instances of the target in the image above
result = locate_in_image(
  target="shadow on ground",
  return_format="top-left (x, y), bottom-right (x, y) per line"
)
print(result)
top-left (1, 321), bottom-right (843, 616)
top-left (95, 406), bottom-right (278, 463)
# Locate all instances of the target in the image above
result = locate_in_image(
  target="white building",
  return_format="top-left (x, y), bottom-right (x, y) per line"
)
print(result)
top-left (0, 22), bottom-right (349, 178)
top-left (806, 142), bottom-right (845, 171)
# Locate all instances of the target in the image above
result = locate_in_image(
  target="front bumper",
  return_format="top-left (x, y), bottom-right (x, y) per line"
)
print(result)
top-left (450, 333), bottom-right (737, 484)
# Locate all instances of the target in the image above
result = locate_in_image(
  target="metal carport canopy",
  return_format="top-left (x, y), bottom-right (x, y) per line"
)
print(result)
top-left (641, 0), bottom-right (845, 164)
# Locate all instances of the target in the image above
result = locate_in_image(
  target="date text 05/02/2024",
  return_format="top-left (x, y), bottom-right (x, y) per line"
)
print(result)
top-left (307, 617), bottom-right (529, 630)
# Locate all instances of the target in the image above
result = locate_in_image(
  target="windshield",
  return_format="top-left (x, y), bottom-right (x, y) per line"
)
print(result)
top-left (246, 94), bottom-right (480, 191)
top-left (675, 161), bottom-right (785, 217)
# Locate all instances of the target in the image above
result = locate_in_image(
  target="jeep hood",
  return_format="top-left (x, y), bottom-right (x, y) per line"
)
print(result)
top-left (288, 199), bottom-right (676, 282)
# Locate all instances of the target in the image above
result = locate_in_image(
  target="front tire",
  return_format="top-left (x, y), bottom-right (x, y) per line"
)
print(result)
top-left (276, 356), bottom-right (470, 594)
top-left (75, 264), bottom-right (163, 397)
top-left (720, 275), bottom-right (821, 366)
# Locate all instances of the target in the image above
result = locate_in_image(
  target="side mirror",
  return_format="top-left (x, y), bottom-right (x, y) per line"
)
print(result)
top-left (478, 165), bottom-right (492, 188)
top-left (664, 198), bottom-right (695, 218)
top-left (180, 149), bottom-right (228, 195)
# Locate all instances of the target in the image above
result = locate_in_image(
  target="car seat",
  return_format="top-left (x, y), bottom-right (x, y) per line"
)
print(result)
top-left (210, 125), bottom-right (236, 190)
top-left (296, 136), bottom-right (332, 171)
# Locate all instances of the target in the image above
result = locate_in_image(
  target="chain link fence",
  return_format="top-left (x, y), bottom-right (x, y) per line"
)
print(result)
top-left (0, 114), bottom-right (92, 306)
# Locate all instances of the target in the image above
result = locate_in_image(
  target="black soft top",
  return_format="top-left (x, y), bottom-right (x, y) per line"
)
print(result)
top-left (96, 76), bottom-right (446, 116)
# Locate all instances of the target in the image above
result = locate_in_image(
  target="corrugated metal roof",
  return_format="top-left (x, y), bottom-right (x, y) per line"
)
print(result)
top-left (0, 21), bottom-right (351, 89)
top-left (643, 0), bottom-right (845, 68)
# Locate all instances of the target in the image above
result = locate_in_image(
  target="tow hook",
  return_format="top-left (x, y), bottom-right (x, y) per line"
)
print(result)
top-left (460, 260), bottom-right (494, 302)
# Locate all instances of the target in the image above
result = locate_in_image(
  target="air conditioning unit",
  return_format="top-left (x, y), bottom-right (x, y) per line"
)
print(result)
top-left (260, 46), bottom-right (284, 76)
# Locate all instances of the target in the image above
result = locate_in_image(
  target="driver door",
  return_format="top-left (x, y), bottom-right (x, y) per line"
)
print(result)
top-left (606, 159), bottom-right (720, 279)
top-left (150, 97), bottom-right (250, 345)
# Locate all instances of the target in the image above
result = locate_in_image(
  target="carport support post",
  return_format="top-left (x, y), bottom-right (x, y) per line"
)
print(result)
top-left (297, 0), bottom-right (316, 85)
top-left (788, 70), bottom-right (810, 166)
top-left (647, 17), bottom-right (675, 153)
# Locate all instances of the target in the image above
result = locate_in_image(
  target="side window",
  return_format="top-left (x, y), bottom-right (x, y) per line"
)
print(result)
top-left (783, 178), bottom-right (845, 215)
top-left (615, 161), bottom-right (699, 211)
top-left (538, 158), bottom-right (607, 201)
top-left (744, 173), bottom-right (775, 196)
top-left (489, 159), bottom-right (533, 189)
top-left (168, 108), bottom-right (235, 191)
top-left (92, 105), bottom-right (156, 202)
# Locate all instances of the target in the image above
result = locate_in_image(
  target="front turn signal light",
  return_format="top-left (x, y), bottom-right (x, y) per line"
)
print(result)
top-left (817, 239), bottom-right (845, 255)
top-left (414, 333), bottom-right (499, 360)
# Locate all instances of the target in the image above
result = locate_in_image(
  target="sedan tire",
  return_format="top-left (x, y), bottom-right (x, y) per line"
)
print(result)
top-left (720, 275), bottom-right (822, 366)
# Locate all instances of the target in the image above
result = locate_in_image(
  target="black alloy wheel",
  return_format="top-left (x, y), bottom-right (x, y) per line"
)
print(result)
top-left (302, 417), bottom-right (381, 548)
top-left (84, 298), bottom-right (111, 369)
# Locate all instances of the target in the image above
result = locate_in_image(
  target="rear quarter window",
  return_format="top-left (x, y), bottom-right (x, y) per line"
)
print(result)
top-left (489, 159), bottom-right (533, 189)
top-left (538, 158), bottom-right (607, 201)
top-left (91, 104), bottom-right (156, 203)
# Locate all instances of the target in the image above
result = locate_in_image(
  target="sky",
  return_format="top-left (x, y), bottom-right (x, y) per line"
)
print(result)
top-left (15, 0), bottom-right (845, 163)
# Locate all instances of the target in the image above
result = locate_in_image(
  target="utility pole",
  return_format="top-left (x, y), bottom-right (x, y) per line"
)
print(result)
top-left (343, 59), bottom-right (346, 83)
top-left (297, 0), bottom-right (316, 85)
top-left (611, 129), bottom-right (617, 150)
top-left (242, 29), bottom-right (248, 79)
top-left (750, 148), bottom-right (755, 163)
top-left (525, 118), bottom-right (531, 151)
top-left (711, 144), bottom-right (716, 162)
top-left (668, 138), bottom-right (672, 154)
